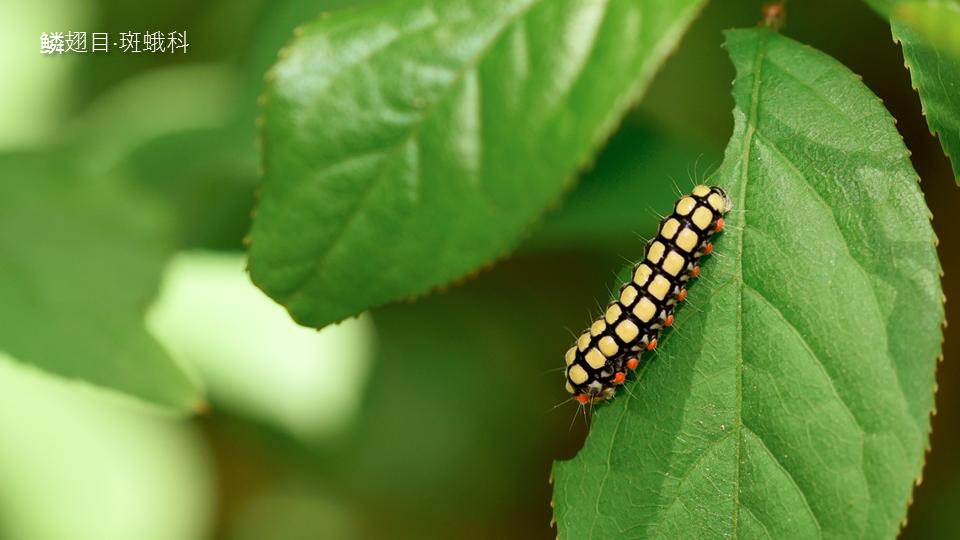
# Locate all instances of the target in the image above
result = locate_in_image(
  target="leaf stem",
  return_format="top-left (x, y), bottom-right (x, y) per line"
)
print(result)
top-left (761, 1), bottom-right (786, 31)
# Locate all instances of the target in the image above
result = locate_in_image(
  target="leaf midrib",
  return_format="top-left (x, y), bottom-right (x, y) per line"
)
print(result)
top-left (729, 27), bottom-right (769, 539)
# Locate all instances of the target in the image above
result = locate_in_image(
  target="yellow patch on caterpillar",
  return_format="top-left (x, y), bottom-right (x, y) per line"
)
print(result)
top-left (620, 285), bottom-right (638, 306)
top-left (676, 228), bottom-right (699, 252)
top-left (605, 304), bottom-right (622, 324)
top-left (590, 319), bottom-right (606, 337)
top-left (648, 275), bottom-right (672, 300)
top-left (708, 193), bottom-right (725, 211)
top-left (615, 319), bottom-right (640, 342)
top-left (663, 251), bottom-right (685, 276)
top-left (676, 196), bottom-right (696, 216)
top-left (633, 297), bottom-right (657, 323)
top-left (692, 206), bottom-right (714, 231)
top-left (568, 364), bottom-right (588, 384)
top-left (634, 263), bottom-right (653, 286)
top-left (598, 336), bottom-right (619, 357)
top-left (660, 218), bottom-right (681, 239)
top-left (577, 332), bottom-right (591, 352)
top-left (646, 242), bottom-right (665, 264)
top-left (585, 348), bottom-right (606, 369)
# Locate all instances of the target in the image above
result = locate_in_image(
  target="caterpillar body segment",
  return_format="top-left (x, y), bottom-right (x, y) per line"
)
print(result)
top-left (564, 185), bottom-right (732, 404)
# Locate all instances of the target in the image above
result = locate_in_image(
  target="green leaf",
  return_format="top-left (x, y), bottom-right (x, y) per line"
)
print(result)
top-left (892, 10), bottom-right (960, 185)
top-left (249, 0), bottom-right (707, 328)
top-left (553, 28), bottom-right (943, 539)
top-left (0, 152), bottom-right (203, 412)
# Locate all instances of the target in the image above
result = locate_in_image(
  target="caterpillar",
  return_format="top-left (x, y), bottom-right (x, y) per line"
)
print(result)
top-left (564, 185), bottom-right (732, 404)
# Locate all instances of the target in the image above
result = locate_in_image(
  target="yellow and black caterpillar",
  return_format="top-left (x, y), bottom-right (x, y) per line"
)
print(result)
top-left (564, 185), bottom-right (732, 404)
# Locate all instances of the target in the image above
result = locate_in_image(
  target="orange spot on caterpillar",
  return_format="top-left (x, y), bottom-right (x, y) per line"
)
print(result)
top-left (715, 218), bottom-right (725, 232)
top-left (691, 265), bottom-right (700, 278)
top-left (646, 338), bottom-right (658, 351)
top-left (678, 289), bottom-right (687, 302)
top-left (665, 314), bottom-right (674, 327)
top-left (626, 358), bottom-right (639, 370)
top-left (613, 372), bottom-right (626, 384)
top-left (575, 394), bottom-right (590, 404)
top-left (705, 243), bottom-right (713, 255)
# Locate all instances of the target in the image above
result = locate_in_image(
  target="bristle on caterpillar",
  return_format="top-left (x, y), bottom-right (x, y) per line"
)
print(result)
top-left (564, 185), bottom-right (732, 404)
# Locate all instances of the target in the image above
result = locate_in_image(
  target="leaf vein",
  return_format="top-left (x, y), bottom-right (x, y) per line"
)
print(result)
top-left (742, 424), bottom-right (823, 535)
top-left (750, 130), bottom-right (919, 444)
top-left (278, 0), bottom-right (544, 306)
top-left (741, 282), bottom-right (865, 438)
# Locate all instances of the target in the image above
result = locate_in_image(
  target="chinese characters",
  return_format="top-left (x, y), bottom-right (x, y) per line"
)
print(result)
top-left (40, 31), bottom-right (189, 54)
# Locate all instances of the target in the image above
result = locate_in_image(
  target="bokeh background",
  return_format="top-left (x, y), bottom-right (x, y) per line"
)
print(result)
top-left (1, 0), bottom-right (958, 538)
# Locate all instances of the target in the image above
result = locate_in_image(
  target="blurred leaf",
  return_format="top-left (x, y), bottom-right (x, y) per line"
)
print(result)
top-left (48, 61), bottom-right (258, 250)
top-left (248, 0), bottom-right (708, 329)
top-left (147, 252), bottom-right (374, 441)
top-left (125, 125), bottom-right (258, 250)
top-left (0, 152), bottom-right (202, 412)
top-left (864, 0), bottom-right (960, 56)
top-left (0, 0), bottom-right (90, 149)
top-left (634, 0), bottom-right (756, 150)
top-left (860, 0), bottom-right (960, 184)
top-left (553, 28), bottom-right (943, 538)
top-left (892, 10), bottom-right (960, 185)
top-left (0, 352), bottom-right (214, 540)
top-left (528, 121), bottom-right (710, 252)
top-left (895, 1), bottom-right (960, 56)
top-left (76, 0), bottom-right (253, 106)
top-left (69, 64), bottom-right (242, 173)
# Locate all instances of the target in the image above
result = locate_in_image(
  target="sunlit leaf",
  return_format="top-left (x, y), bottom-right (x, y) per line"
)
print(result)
top-left (147, 251), bottom-right (374, 440)
top-left (248, 0), bottom-right (707, 328)
top-left (0, 353), bottom-right (213, 540)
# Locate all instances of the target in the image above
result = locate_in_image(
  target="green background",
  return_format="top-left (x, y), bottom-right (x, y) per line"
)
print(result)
top-left (1, 0), bottom-right (958, 538)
